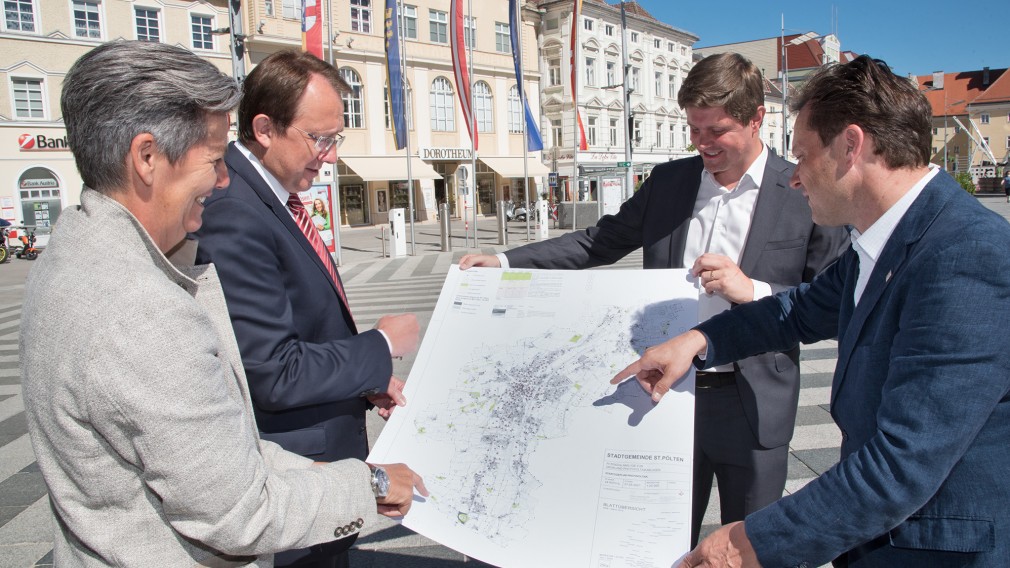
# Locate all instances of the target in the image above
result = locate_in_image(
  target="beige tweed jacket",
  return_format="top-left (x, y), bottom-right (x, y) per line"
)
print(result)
top-left (20, 189), bottom-right (376, 567)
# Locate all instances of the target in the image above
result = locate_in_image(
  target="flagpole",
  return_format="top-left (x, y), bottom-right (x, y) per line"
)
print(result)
top-left (570, 3), bottom-right (580, 231)
top-left (620, 0), bottom-right (633, 202)
top-left (468, 0), bottom-right (478, 248)
top-left (325, 0), bottom-right (343, 265)
top-left (517, 1), bottom-right (531, 241)
top-left (398, 0), bottom-right (415, 255)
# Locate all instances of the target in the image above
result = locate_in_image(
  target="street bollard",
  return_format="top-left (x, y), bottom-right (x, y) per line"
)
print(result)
top-left (497, 201), bottom-right (509, 246)
top-left (439, 203), bottom-right (452, 251)
top-left (381, 226), bottom-right (387, 258)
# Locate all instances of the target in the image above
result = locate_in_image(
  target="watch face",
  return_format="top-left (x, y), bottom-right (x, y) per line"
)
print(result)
top-left (373, 467), bottom-right (390, 498)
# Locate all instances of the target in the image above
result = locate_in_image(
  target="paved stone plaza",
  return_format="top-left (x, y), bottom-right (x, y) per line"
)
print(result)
top-left (2, 195), bottom-right (1008, 567)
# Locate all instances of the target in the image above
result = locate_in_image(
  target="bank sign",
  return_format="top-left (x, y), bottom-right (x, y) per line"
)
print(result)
top-left (18, 133), bottom-right (70, 151)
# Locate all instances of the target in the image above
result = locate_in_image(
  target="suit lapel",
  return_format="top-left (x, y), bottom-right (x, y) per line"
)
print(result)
top-left (666, 157), bottom-right (705, 267)
top-left (225, 144), bottom-right (355, 330)
top-left (739, 154), bottom-right (791, 275)
top-left (830, 175), bottom-right (954, 406)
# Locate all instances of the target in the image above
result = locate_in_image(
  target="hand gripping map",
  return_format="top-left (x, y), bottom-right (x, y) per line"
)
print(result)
top-left (368, 266), bottom-right (699, 567)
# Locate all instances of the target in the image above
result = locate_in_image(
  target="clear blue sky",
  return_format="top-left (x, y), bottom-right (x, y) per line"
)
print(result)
top-left (634, 0), bottom-right (1006, 78)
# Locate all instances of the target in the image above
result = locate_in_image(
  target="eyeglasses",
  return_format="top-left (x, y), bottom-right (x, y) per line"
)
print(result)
top-left (289, 125), bottom-right (345, 155)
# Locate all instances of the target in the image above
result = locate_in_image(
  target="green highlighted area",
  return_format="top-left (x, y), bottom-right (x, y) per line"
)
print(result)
top-left (501, 271), bottom-right (533, 281)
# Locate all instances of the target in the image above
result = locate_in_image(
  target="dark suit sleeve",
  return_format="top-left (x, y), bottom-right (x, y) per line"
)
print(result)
top-left (699, 252), bottom-right (849, 364)
top-left (707, 239), bottom-right (1010, 565)
top-left (503, 176), bottom-right (657, 269)
top-left (755, 237), bottom-right (1010, 565)
top-left (197, 196), bottom-right (391, 411)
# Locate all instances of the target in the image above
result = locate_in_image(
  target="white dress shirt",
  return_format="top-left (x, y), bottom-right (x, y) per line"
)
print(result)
top-left (850, 165), bottom-right (939, 305)
top-left (684, 144), bottom-right (773, 314)
top-left (684, 146), bottom-right (773, 371)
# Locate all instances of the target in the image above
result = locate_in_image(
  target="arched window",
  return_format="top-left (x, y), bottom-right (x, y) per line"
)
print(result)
top-left (384, 79), bottom-right (413, 130)
top-left (339, 67), bottom-right (364, 128)
top-left (430, 77), bottom-right (454, 132)
top-left (507, 86), bottom-right (522, 133)
top-left (473, 81), bottom-right (493, 133)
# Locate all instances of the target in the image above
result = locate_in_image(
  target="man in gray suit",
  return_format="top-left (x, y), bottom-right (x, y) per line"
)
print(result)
top-left (461, 53), bottom-right (847, 544)
top-left (19, 41), bottom-right (425, 567)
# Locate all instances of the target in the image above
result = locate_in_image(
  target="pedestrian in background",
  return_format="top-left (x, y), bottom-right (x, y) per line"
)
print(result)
top-left (20, 40), bottom-right (425, 567)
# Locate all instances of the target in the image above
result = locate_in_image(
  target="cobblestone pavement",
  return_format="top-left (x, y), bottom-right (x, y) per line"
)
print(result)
top-left (2, 195), bottom-right (1008, 567)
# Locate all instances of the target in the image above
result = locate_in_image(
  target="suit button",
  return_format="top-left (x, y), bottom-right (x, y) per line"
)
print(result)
top-left (359, 426), bottom-right (366, 435)
top-left (841, 430), bottom-right (849, 441)
top-left (334, 527), bottom-right (344, 537)
top-left (355, 518), bottom-right (364, 528)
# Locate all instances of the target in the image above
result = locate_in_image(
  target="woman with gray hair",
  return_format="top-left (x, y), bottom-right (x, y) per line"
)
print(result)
top-left (20, 40), bottom-right (423, 567)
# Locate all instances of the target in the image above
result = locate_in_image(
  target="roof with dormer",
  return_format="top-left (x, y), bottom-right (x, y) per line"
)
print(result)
top-left (917, 68), bottom-right (1008, 116)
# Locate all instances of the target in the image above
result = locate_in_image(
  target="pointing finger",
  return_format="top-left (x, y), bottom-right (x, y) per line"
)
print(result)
top-left (611, 361), bottom-right (643, 385)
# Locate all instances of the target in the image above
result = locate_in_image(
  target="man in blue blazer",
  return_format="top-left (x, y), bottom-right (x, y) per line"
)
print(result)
top-left (462, 53), bottom-right (848, 545)
top-left (618, 56), bottom-right (1010, 567)
top-left (195, 51), bottom-right (422, 567)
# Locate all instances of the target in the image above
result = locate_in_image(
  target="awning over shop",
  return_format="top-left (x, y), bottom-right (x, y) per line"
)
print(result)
top-left (478, 156), bottom-right (550, 177)
top-left (339, 156), bottom-right (441, 181)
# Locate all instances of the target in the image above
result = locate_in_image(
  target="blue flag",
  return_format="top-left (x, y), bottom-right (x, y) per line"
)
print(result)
top-left (509, 0), bottom-right (544, 151)
top-left (385, 0), bottom-right (407, 150)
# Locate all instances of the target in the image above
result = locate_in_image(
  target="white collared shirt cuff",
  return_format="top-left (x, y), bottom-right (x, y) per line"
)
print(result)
top-left (496, 253), bottom-right (510, 268)
top-left (377, 329), bottom-right (394, 354)
top-left (751, 279), bottom-right (772, 301)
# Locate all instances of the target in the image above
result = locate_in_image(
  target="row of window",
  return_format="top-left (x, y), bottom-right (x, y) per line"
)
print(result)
top-left (576, 16), bottom-right (688, 56)
top-left (335, 1), bottom-right (513, 54)
top-left (337, 67), bottom-right (528, 135)
top-left (931, 138), bottom-right (1010, 155)
top-left (935, 112), bottom-right (1010, 126)
top-left (977, 112), bottom-right (1010, 124)
top-left (2, 0), bottom-right (217, 50)
top-left (548, 116), bottom-right (690, 150)
top-left (547, 57), bottom-right (682, 100)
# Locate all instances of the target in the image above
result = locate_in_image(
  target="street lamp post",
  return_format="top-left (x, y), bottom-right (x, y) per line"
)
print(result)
top-left (780, 14), bottom-right (788, 157)
top-left (599, 1), bottom-right (635, 202)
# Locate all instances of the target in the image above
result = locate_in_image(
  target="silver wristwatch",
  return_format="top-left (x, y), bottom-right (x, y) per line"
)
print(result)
top-left (369, 465), bottom-right (389, 499)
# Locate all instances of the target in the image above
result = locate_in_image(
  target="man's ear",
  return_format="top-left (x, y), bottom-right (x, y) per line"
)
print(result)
top-left (252, 114), bottom-right (274, 148)
top-left (842, 124), bottom-right (866, 167)
top-left (750, 106), bottom-right (766, 133)
top-left (129, 133), bottom-right (158, 187)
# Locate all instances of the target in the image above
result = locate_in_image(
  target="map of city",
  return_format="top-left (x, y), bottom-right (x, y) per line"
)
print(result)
top-left (416, 302), bottom-right (681, 545)
top-left (369, 266), bottom-right (698, 567)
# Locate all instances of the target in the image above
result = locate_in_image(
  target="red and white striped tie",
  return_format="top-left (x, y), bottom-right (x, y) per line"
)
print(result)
top-left (287, 193), bottom-right (351, 316)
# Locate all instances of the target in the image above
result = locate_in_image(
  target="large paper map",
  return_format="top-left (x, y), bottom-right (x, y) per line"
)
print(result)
top-left (368, 266), bottom-right (699, 567)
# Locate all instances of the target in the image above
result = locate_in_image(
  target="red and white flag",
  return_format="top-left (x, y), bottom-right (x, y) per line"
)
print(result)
top-left (450, 0), bottom-right (477, 150)
top-left (301, 0), bottom-right (322, 58)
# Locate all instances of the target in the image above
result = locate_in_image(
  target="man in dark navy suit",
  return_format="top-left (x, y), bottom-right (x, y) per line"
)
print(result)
top-left (195, 50), bottom-right (422, 568)
top-left (619, 56), bottom-right (1010, 567)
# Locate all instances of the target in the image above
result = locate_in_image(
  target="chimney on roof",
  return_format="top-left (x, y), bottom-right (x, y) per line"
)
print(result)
top-left (983, 67), bottom-right (990, 85)
top-left (932, 71), bottom-right (944, 90)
